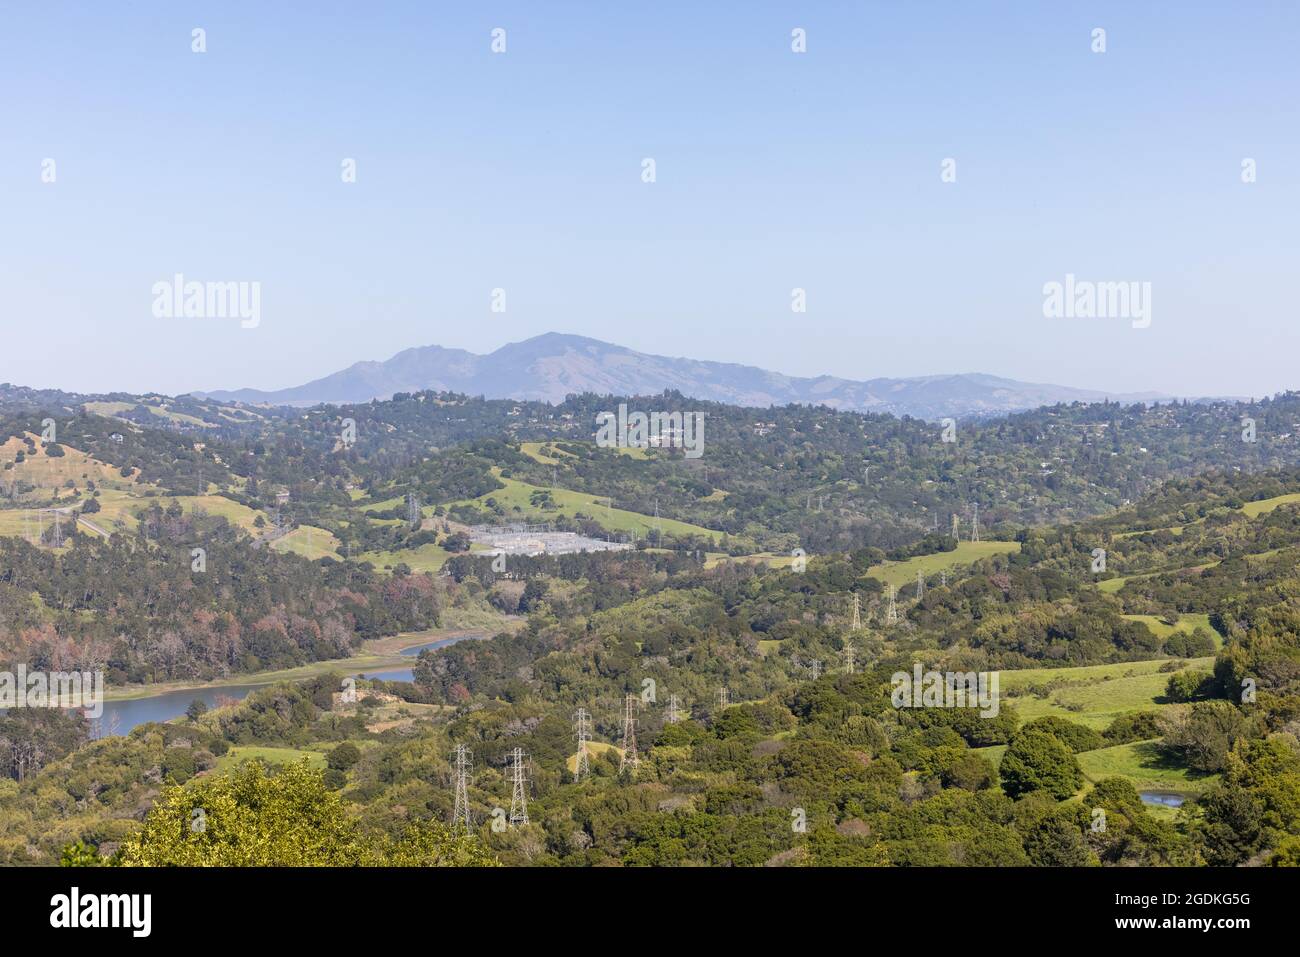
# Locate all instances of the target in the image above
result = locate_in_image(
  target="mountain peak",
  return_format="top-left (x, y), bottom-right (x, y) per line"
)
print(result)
top-left (198, 332), bottom-right (1169, 419)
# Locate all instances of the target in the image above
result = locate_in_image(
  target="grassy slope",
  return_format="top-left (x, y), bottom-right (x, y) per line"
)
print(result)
top-left (1121, 613), bottom-right (1221, 649)
top-left (270, 524), bottom-right (342, 560)
top-left (1076, 740), bottom-right (1215, 795)
top-left (998, 656), bottom-right (1214, 730)
top-left (565, 740), bottom-right (622, 775)
top-left (448, 470), bottom-right (720, 541)
top-left (866, 541), bottom-right (1021, 590)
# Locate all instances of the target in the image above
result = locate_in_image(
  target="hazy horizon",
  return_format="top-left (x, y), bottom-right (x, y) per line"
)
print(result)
top-left (189, 330), bottom-right (1248, 403)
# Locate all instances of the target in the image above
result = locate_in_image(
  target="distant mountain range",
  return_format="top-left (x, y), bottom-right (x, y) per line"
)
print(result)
top-left (198, 332), bottom-right (1184, 420)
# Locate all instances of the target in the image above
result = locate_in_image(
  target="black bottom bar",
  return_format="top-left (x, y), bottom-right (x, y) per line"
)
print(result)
top-left (0, 865), bottom-right (1285, 943)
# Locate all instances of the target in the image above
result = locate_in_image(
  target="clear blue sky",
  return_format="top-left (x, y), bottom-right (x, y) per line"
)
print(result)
top-left (1, 1), bottom-right (1296, 398)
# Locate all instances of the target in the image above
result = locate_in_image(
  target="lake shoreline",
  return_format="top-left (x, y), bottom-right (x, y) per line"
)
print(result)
top-left (102, 628), bottom-right (487, 702)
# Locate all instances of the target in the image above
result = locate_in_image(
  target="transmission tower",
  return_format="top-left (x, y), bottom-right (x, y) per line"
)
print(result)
top-left (951, 512), bottom-right (960, 542)
top-left (718, 686), bottom-right (730, 709)
top-left (970, 503), bottom-right (980, 543)
top-left (851, 592), bottom-right (862, 631)
top-left (810, 659), bottom-right (823, 679)
top-left (886, 585), bottom-right (899, 624)
top-left (619, 694), bottom-right (639, 773)
top-left (507, 747), bottom-right (529, 825)
top-left (844, 644), bottom-right (856, 674)
top-left (940, 569), bottom-right (947, 588)
top-left (666, 694), bottom-right (681, 723)
top-left (573, 708), bottom-right (592, 781)
top-left (653, 499), bottom-right (662, 544)
top-left (407, 491), bottom-right (421, 529)
top-left (916, 571), bottom-right (925, 600)
top-left (451, 744), bottom-right (473, 834)
top-left (41, 509), bottom-right (63, 548)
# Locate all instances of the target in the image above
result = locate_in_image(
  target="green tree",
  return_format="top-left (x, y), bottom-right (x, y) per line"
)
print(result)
top-left (60, 840), bottom-right (101, 867)
top-left (1162, 700), bottom-right (1248, 773)
top-left (1024, 809), bottom-right (1095, 866)
top-left (117, 762), bottom-right (496, 866)
top-left (1165, 669), bottom-right (1212, 703)
top-left (1000, 728), bottom-right (1082, 800)
top-left (327, 741), bottom-right (362, 771)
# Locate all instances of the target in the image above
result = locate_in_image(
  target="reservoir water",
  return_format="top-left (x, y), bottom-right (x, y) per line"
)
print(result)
top-left (89, 633), bottom-right (480, 736)
top-left (1139, 791), bottom-right (1186, 808)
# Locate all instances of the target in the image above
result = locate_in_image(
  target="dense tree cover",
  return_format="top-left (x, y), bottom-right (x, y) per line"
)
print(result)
top-left (0, 709), bottom-right (87, 781)
top-left (10, 388), bottom-right (1300, 562)
top-left (115, 762), bottom-right (496, 867)
top-left (4, 390), bottom-right (1300, 866)
top-left (0, 505), bottom-right (442, 684)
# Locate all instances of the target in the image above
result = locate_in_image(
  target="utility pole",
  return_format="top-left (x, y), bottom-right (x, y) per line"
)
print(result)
top-left (887, 585), bottom-right (899, 625)
top-left (451, 744), bottom-right (472, 834)
top-left (507, 747), bottom-right (529, 826)
top-left (619, 695), bottom-right (639, 774)
top-left (573, 708), bottom-right (592, 781)
top-left (667, 694), bottom-right (681, 723)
